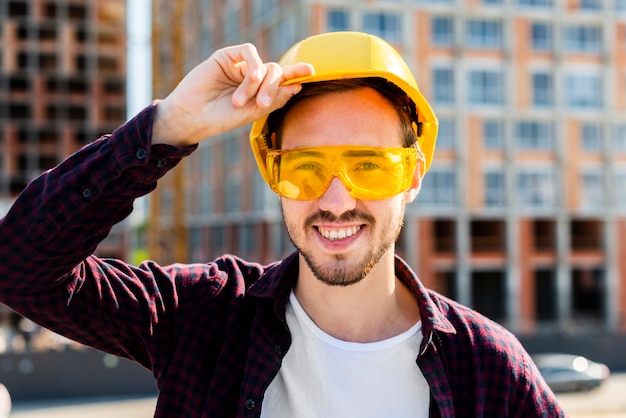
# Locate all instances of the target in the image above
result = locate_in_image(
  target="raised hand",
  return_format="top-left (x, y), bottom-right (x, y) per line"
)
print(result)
top-left (152, 43), bottom-right (314, 147)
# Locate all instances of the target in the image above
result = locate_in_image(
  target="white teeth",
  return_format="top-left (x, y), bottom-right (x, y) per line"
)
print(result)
top-left (319, 226), bottom-right (361, 241)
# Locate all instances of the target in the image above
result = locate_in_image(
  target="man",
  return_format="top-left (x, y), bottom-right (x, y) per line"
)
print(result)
top-left (0, 32), bottom-right (564, 417)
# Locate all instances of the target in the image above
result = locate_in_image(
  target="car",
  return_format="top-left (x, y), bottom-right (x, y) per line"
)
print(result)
top-left (532, 353), bottom-right (610, 393)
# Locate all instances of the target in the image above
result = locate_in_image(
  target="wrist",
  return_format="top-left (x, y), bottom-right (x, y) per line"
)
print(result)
top-left (151, 99), bottom-right (199, 147)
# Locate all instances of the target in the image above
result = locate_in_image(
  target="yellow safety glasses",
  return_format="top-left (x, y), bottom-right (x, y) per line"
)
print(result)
top-left (266, 145), bottom-right (422, 200)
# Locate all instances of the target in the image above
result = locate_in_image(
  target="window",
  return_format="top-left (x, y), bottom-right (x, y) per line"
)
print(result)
top-left (200, 146), bottom-right (213, 215)
top-left (531, 72), bottom-right (553, 107)
top-left (270, 18), bottom-right (296, 58)
top-left (615, 170), bottom-right (626, 208)
top-left (432, 17), bottom-right (454, 46)
top-left (418, 168), bottom-right (456, 206)
top-left (223, 0), bottom-right (242, 41)
top-left (580, 0), bottom-right (601, 10)
top-left (212, 226), bottom-right (225, 254)
top-left (535, 269), bottom-right (558, 321)
top-left (531, 23), bottom-right (552, 51)
top-left (581, 123), bottom-right (602, 151)
top-left (225, 176), bottom-right (241, 212)
top-left (200, 1), bottom-right (214, 57)
top-left (433, 67), bottom-right (454, 104)
top-left (484, 120), bottom-right (504, 150)
top-left (466, 19), bottom-right (503, 49)
top-left (516, 167), bottom-right (557, 208)
top-left (484, 168), bottom-right (506, 207)
top-left (252, 170), bottom-right (267, 211)
top-left (571, 268), bottom-right (604, 322)
top-left (363, 12), bottom-right (401, 42)
top-left (468, 70), bottom-right (504, 105)
top-left (516, 121), bottom-right (553, 150)
top-left (581, 168), bottom-right (605, 208)
top-left (564, 25), bottom-right (602, 53)
top-left (328, 9), bottom-right (349, 31)
top-left (614, 125), bottom-right (626, 151)
top-left (252, 0), bottom-right (279, 22)
top-left (565, 73), bottom-right (603, 109)
top-left (472, 271), bottom-right (506, 322)
top-left (224, 138), bottom-right (240, 165)
top-left (518, 0), bottom-right (553, 7)
top-left (437, 118), bottom-right (455, 149)
top-left (423, 0), bottom-right (455, 4)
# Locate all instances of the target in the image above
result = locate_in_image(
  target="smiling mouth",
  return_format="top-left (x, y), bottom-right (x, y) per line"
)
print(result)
top-left (316, 225), bottom-right (362, 241)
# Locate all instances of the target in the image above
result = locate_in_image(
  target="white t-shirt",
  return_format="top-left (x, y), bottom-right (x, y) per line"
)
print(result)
top-left (261, 291), bottom-right (430, 418)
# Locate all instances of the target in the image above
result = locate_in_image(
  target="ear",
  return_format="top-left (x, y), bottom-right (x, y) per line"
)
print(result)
top-left (404, 163), bottom-right (423, 204)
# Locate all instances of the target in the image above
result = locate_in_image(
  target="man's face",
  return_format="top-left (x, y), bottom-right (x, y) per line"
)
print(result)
top-left (279, 87), bottom-right (420, 286)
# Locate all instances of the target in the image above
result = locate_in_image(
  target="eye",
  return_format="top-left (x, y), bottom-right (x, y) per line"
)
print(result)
top-left (295, 162), bottom-right (320, 171)
top-left (355, 161), bottom-right (380, 170)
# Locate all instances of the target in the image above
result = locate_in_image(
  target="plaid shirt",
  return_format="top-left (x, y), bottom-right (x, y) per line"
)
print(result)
top-left (0, 103), bottom-right (566, 417)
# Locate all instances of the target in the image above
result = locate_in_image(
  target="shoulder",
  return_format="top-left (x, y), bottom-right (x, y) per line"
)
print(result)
top-left (427, 290), bottom-right (533, 375)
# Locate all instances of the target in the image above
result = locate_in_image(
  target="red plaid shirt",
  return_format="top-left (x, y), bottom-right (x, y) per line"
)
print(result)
top-left (0, 103), bottom-right (566, 417)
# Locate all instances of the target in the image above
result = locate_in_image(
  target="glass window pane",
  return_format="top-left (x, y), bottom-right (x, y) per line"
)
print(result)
top-left (531, 23), bottom-right (552, 51)
top-left (581, 168), bottom-right (605, 208)
top-left (532, 72), bottom-right (553, 107)
top-left (363, 12), bottom-right (401, 42)
top-left (468, 70), bottom-right (504, 105)
top-left (484, 169), bottom-right (506, 207)
top-left (565, 74), bottom-right (603, 109)
top-left (516, 121), bottom-right (553, 150)
top-left (418, 168), bottom-right (457, 206)
top-left (581, 123), bottom-right (602, 151)
top-left (433, 67), bottom-right (454, 104)
top-left (437, 119), bottom-right (455, 149)
top-left (466, 19), bottom-right (503, 49)
top-left (432, 17), bottom-right (454, 46)
top-left (484, 120), bottom-right (504, 150)
top-left (518, 0), bottom-right (553, 8)
top-left (516, 168), bottom-right (557, 208)
top-left (614, 125), bottom-right (626, 151)
top-left (328, 9), bottom-right (349, 31)
top-left (564, 25), bottom-right (602, 53)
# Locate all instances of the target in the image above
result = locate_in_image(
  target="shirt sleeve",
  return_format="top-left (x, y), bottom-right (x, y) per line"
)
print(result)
top-left (0, 102), bottom-right (202, 367)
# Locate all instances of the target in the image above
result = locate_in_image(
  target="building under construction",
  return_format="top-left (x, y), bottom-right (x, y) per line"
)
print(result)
top-left (150, 0), bottom-right (626, 360)
top-left (0, 0), bottom-right (127, 258)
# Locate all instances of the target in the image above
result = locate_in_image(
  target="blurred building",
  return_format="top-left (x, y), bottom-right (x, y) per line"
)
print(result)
top-left (0, 0), bottom-right (128, 259)
top-left (150, 0), bottom-right (626, 336)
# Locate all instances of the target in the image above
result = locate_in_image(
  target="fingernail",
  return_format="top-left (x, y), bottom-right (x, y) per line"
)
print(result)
top-left (258, 92), bottom-right (271, 106)
top-left (290, 85), bottom-right (302, 96)
top-left (234, 92), bottom-right (247, 106)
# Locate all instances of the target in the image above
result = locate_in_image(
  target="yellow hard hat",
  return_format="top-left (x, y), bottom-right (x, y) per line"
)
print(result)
top-left (249, 31), bottom-right (438, 184)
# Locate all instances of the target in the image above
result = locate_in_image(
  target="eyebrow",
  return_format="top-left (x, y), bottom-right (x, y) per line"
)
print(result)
top-left (283, 150), bottom-right (325, 162)
top-left (342, 149), bottom-right (385, 158)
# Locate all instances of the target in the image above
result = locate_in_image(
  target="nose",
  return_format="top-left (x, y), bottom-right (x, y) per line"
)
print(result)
top-left (317, 177), bottom-right (357, 214)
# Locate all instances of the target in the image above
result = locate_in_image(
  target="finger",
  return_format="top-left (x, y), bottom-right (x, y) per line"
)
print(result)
top-left (254, 62), bottom-right (285, 108)
top-left (281, 62), bottom-right (315, 83)
top-left (251, 61), bottom-right (314, 109)
top-left (225, 45), bottom-right (269, 107)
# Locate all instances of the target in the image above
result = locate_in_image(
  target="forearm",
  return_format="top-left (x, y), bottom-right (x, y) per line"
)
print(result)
top-left (0, 102), bottom-right (196, 299)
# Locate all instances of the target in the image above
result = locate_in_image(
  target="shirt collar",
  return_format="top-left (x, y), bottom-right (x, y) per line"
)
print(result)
top-left (248, 251), bottom-right (456, 336)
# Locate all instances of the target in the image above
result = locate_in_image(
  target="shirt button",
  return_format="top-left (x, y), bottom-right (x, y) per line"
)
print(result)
top-left (136, 148), bottom-right (148, 160)
top-left (82, 188), bottom-right (92, 198)
top-left (156, 158), bottom-right (167, 168)
top-left (245, 399), bottom-right (256, 410)
top-left (273, 345), bottom-right (283, 356)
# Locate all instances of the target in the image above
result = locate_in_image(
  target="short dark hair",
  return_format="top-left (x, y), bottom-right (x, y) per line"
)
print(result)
top-left (267, 78), bottom-right (418, 149)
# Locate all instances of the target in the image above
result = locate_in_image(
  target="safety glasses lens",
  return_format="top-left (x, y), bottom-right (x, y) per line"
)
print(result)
top-left (267, 146), bottom-right (418, 200)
